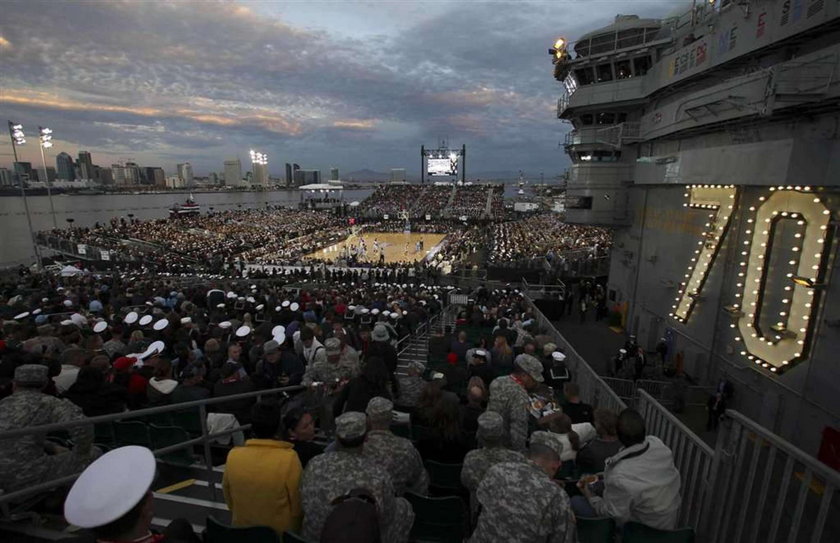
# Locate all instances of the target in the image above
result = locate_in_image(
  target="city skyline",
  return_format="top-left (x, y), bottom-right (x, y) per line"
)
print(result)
top-left (1, 0), bottom-right (687, 176)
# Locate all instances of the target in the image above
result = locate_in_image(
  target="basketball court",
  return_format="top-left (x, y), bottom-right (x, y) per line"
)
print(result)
top-left (305, 231), bottom-right (447, 264)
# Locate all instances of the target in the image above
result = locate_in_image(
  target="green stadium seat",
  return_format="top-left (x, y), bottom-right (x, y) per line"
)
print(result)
top-left (405, 491), bottom-right (467, 543)
top-left (390, 423), bottom-right (412, 440)
top-left (149, 424), bottom-right (195, 466)
top-left (205, 515), bottom-right (280, 543)
top-left (171, 408), bottom-right (203, 437)
top-left (113, 420), bottom-right (152, 448)
top-left (622, 521), bottom-right (695, 543)
top-left (94, 422), bottom-right (116, 447)
top-left (576, 516), bottom-right (616, 543)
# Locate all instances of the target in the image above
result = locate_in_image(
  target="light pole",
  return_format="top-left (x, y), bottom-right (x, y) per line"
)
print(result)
top-left (7, 121), bottom-right (42, 269)
top-left (38, 126), bottom-right (58, 228)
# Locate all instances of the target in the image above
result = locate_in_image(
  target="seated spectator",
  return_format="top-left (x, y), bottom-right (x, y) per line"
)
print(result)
top-left (471, 431), bottom-right (575, 542)
top-left (396, 361), bottom-right (425, 409)
top-left (573, 408), bottom-right (682, 530)
top-left (146, 359), bottom-right (178, 406)
top-left (460, 377), bottom-right (487, 434)
top-left (576, 408), bottom-right (622, 474)
top-left (467, 349), bottom-right (494, 388)
top-left (363, 397), bottom-right (428, 496)
top-left (283, 404), bottom-right (323, 468)
top-left (0, 364), bottom-right (97, 492)
top-left (223, 401), bottom-right (302, 536)
top-left (300, 412), bottom-right (414, 542)
top-left (440, 352), bottom-right (468, 397)
top-left (416, 399), bottom-right (472, 464)
top-left (563, 382), bottom-right (594, 424)
top-left (545, 413), bottom-right (596, 463)
top-left (171, 363), bottom-right (210, 404)
top-left (64, 366), bottom-right (127, 417)
top-left (461, 411), bottom-right (525, 494)
top-left (449, 331), bottom-right (470, 362)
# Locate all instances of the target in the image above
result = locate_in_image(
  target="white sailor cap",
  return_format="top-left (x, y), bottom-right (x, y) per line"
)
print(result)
top-left (14, 311), bottom-right (30, 320)
top-left (371, 308), bottom-right (380, 315)
top-left (219, 321), bottom-right (232, 329)
top-left (32, 308), bottom-right (42, 315)
top-left (70, 313), bottom-right (87, 328)
top-left (382, 311), bottom-right (391, 317)
top-left (236, 325), bottom-right (251, 338)
top-left (64, 446), bottom-right (156, 529)
top-left (216, 303), bottom-right (226, 309)
top-left (281, 301), bottom-right (290, 308)
top-left (139, 315), bottom-right (153, 326)
top-left (256, 304), bottom-right (264, 311)
top-left (93, 321), bottom-right (108, 334)
top-left (552, 351), bottom-right (567, 362)
top-left (226, 291), bottom-right (236, 299)
top-left (63, 300), bottom-right (73, 308)
top-left (272, 325), bottom-right (285, 339)
top-left (290, 302), bottom-right (300, 311)
top-left (153, 319), bottom-right (169, 331)
top-left (142, 340), bottom-right (165, 359)
top-left (124, 311), bottom-right (139, 325)
top-left (180, 317), bottom-right (192, 325)
top-left (246, 296), bottom-right (255, 303)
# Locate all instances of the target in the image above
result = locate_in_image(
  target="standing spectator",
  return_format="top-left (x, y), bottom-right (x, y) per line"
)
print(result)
top-left (283, 405), bottom-right (323, 468)
top-left (223, 401), bottom-right (302, 536)
top-left (333, 356), bottom-right (391, 416)
top-left (487, 354), bottom-right (544, 451)
top-left (490, 335), bottom-right (514, 377)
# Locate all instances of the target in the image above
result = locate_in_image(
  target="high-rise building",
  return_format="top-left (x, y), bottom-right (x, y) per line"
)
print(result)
top-left (124, 162), bottom-right (142, 185)
top-left (46, 167), bottom-right (57, 183)
top-left (78, 151), bottom-right (93, 180)
top-left (177, 162), bottom-right (194, 187)
top-left (285, 163), bottom-right (293, 186)
top-left (249, 150), bottom-right (269, 186)
top-left (111, 164), bottom-right (126, 185)
top-left (0, 168), bottom-right (13, 187)
top-left (56, 152), bottom-right (76, 181)
top-left (143, 167), bottom-right (164, 186)
top-left (390, 168), bottom-right (407, 183)
top-left (13, 162), bottom-right (34, 185)
top-left (96, 166), bottom-right (113, 185)
top-left (294, 169), bottom-right (320, 185)
top-left (224, 158), bottom-right (242, 187)
top-left (330, 167), bottom-right (339, 181)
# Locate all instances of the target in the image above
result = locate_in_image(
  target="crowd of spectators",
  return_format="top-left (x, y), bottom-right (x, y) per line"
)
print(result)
top-left (448, 185), bottom-right (489, 220)
top-left (0, 269), bottom-right (685, 541)
top-left (489, 213), bottom-right (613, 265)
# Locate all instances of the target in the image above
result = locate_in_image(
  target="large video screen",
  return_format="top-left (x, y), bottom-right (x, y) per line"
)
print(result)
top-left (427, 156), bottom-right (458, 176)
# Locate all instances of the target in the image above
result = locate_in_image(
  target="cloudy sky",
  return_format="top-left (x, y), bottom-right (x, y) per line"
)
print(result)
top-left (0, 0), bottom-right (688, 178)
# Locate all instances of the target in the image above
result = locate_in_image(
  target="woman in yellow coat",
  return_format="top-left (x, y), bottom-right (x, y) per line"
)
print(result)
top-left (223, 401), bottom-right (303, 535)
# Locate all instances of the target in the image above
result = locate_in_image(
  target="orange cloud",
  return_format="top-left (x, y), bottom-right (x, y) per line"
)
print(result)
top-left (0, 90), bottom-right (303, 135)
top-left (332, 119), bottom-right (378, 129)
top-left (0, 36), bottom-right (11, 48)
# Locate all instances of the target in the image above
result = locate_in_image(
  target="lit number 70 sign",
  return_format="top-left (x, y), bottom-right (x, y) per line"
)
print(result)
top-left (669, 185), bottom-right (832, 374)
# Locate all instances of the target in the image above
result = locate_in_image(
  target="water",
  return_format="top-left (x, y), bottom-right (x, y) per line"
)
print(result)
top-left (0, 189), bottom-right (372, 267)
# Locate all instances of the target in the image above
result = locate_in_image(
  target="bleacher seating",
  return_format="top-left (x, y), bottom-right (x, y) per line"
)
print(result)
top-left (405, 491), bottom-right (468, 543)
top-left (205, 515), bottom-right (281, 543)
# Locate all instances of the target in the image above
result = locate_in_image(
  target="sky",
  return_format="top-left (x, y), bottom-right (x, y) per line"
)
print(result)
top-left (0, 0), bottom-right (689, 178)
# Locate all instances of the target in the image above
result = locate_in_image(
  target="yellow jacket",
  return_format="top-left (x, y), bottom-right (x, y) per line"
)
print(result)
top-left (223, 439), bottom-right (303, 535)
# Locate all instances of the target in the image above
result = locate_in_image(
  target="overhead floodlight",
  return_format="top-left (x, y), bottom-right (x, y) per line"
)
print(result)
top-left (39, 126), bottom-right (53, 148)
top-left (9, 122), bottom-right (25, 145)
top-left (549, 37), bottom-right (568, 60)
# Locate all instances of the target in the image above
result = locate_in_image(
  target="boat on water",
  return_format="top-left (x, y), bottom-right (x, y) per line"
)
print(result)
top-left (169, 194), bottom-right (200, 216)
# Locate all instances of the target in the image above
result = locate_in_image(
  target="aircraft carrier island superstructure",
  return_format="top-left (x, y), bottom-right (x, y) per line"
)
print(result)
top-left (552, 0), bottom-right (840, 457)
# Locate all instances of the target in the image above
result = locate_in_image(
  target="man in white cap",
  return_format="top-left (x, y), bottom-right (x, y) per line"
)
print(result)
top-left (486, 354), bottom-right (544, 451)
top-left (0, 365), bottom-right (97, 492)
top-left (64, 446), bottom-right (199, 543)
top-left (300, 412), bottom-right (414, 543)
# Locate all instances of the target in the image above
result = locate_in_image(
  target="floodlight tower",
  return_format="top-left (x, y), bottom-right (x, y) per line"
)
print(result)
top-left (7, 121), bottom-right (42, 268)
top-left (38, 126), bottom-right (58, 228)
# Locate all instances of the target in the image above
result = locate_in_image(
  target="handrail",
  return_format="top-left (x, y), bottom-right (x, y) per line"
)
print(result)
top-left (0, 385), bottom-right (305, 440)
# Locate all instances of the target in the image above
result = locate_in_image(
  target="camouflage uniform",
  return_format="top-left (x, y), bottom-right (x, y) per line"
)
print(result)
top-left (300, 449), bottom-right (414, 543)
top-left (487, 375), bottom-right (531, 451)
top-left (396, 374), bottom-right (425, 407)
top-left (470, 460), bottom-right (577, 543)
top-left (0, 389), bottom-right (96, 492)
top-left (302, 358), bottom-right (359, 386)
top-left (460, 446), bottom-right (526, 492)
top-left (363, 429), bottom-right (429, 496)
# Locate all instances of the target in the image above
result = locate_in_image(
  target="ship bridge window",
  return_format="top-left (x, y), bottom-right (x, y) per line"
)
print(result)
top-left (615, 59), bottom-right (632, 79)
top-left (597, 63), bottom-right (614, 82)
top-left (617, 113), bottom-right (628, 123)
top-left (576, 151), bottom-right (622, 162)
top-left (633, 56), bottom-right (652, 76)
top-left (579, 114), bottom-right (594, 126)
top-left (596, 113), bottom-right (616, 125)
top-left (575, 67), bottom-right (595, 86)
